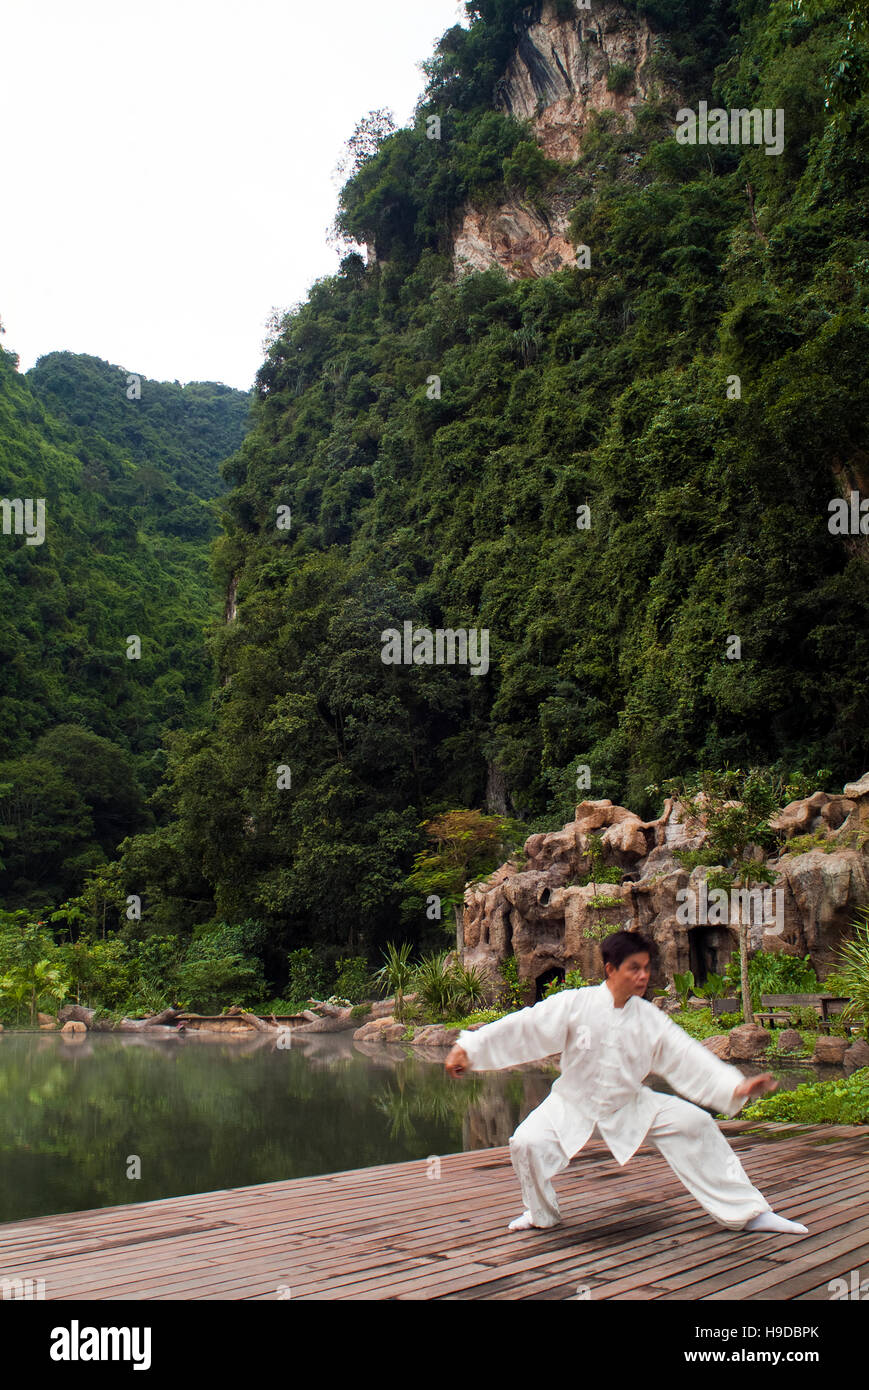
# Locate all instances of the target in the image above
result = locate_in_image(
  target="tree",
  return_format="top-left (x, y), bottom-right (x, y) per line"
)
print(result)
top-left (404, 809), bottom-right (525, 954)
top-left (792, 0), bottom-right (869, 113)
top-left (0, 918), bottom-right (71, 1024)
top-left (652, 768), bottom-right (786, 1025)
top-left (50, 863), bottom-right (129, 941)
top-left (334, 109), bottom-right (397, 183)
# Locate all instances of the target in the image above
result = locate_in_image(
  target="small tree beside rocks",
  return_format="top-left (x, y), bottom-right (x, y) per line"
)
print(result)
top-left (651, 767), bottom-right (827, 1026)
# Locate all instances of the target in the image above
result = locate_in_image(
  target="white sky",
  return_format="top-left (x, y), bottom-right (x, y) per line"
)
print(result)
top-left (0, 0), bottom-right (467, 390)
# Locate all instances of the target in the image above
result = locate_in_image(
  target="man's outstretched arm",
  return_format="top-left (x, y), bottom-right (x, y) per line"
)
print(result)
top-left (648, 1011), bottom-right (776, 1115)
top-left (447, 989), bottom-right (576, 1075)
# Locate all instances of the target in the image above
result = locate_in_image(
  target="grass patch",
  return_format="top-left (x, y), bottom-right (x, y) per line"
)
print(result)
top-left (606, 62), bottom-right (635, 95)
top-left (781, 832), bottom-right (837, 855)
top-left (671, 1007), bottom-right (744, 1039)
top-left (441, 1006), bottom-right (510, 1029)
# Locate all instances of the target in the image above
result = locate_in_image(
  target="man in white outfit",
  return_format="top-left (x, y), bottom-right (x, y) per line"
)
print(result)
top-left (445, 931), bottom-right (808, 1236)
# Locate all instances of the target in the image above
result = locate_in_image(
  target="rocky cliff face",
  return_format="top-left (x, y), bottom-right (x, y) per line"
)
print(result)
top-left (453, 0), bottom-right (674, 280)
top-left (498, 0), bottom-right (663, 160)
top-left (462, 778), bottom-right (869, 999)
top-left (453, 193), bottom-right (579, 279)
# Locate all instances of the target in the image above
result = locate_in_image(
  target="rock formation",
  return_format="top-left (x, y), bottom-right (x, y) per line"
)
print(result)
top-left (452, 0), bottom-right (679, 279)
top-left (453, 196), bottom-right (580, 279)
top-left (497, 0), bottom-right (666, 160)
top-left (461, 780), bottom-right (869, 1000)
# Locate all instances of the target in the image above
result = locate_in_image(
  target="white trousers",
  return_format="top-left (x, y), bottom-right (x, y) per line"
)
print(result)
top-left (508, 1092), bottom-right (772, 1231)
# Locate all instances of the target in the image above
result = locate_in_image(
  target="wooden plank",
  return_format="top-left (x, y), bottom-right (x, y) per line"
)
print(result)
top-left (703, 1236), bottom-right (869, 1302)
top-left (498, 1181), bottom-right (869, 1303)
top-left (0, 1122), bottom-right (864, 1301)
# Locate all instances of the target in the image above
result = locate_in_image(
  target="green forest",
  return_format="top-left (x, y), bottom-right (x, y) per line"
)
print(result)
top-left (1, 0), bottom-right (868, 1018)
top-left (0, 349), bottom-right (250, 906)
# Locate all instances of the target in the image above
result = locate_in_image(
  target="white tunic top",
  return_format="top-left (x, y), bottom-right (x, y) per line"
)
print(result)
top-left (457, 982), bottom-right (749, 1165)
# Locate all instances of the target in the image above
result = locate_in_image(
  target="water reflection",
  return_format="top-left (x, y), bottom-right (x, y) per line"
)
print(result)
top-left (0, 1031), bottom-right (840, 1224)
top-left (0, 1031), bottom-right (555, 1223)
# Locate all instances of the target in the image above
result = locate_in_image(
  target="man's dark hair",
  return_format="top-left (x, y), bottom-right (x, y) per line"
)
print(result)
top-left (600, 930), bottom-right (656, 973)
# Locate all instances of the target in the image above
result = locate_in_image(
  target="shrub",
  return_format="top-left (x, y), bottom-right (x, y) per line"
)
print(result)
top-left (502, 140), bottom-right (560, 204)
top-left (175, 954), bottom-right (264, 1014)
top-left (414, 952), bottom-right (458, 1016)
top-left (58, 935), bottom-right (132, 1012)
top-left (790, 1004), bottom-right (822, 1031)
top-left (544, 968), bottom-right (597, 998)
top-left (498, 954), bottom-right (525, 1010)
top-left (695, 972), bottom-right (729, 999)
top-left (833, 910), bottom-right (869, 1037)
top-left (126, 934), bottom-right (183, 1010)
top-left (570, 867), bottom-right (622, 886)
top-left (822, 970), bottom-right (852, 996)
top-left (673, 848), bottom-right (723, 871)
top-left (334, 955), bottom-right (373, 1003)
top-left (674, 970), bottom-right (696, 1009)
top-left (724, 949), bottom-right (819, 1012)
top-left (176, 921), bottom-right (267, 1013)
top-left (741, 1069), bottom-right (869, 1124)
top-left (672, 1006), bottom-right (744, 1039)
top-left (782, 832), bottom-right (835, 855)
top-left (372, 941), bottom-right (415, 1021)
top-left (444, 1005), bottom-right (506, 1027)
top-left (261, 997), bottom-right (304, 1015)
top-left (451, 960), bottom-right (489, 1014)
top-left (588, 893), bottom-right (622, 908)
top-left (285, 947), bottom-right (329, 1003)
top-left (607, 63), bottom-right (635, 95)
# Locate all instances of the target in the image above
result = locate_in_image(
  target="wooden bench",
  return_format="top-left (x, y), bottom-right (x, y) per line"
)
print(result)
top-left (755, 993), bottom-right (851, 1032)
top-left (711, 997), bottom-right (740, 1017)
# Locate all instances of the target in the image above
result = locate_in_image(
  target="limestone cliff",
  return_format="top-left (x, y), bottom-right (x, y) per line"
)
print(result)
top-left (497, 0), bottom-right (664, 160)
top-left (453, 0), bottom-right (676, 280)
top-left (453, 193), bottom-right (579, 279)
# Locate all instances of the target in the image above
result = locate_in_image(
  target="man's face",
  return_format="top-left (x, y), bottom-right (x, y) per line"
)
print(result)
top-left (607, 952), bottom-right (651, 995)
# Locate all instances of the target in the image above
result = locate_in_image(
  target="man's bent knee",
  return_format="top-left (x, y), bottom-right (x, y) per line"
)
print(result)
top-left (509, 1131), bottom-right (557, 1167)
top-left (679, 1104), bottom-right (719, 1139)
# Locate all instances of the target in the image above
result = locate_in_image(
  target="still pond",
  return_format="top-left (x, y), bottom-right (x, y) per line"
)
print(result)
top-left (0, 1030), bottom-right (837, 1223)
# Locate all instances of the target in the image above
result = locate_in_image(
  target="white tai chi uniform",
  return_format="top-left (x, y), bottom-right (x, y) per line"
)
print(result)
top-left (457, 982), bottom-right (772, 1231)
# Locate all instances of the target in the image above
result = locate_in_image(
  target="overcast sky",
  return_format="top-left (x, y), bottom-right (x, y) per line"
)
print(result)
top-left (0, 0), bottom-right (466, 391)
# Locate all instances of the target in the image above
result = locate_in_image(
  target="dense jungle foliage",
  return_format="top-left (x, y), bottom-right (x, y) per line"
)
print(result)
top-left (0, 348), bottom-right (251, 906)
top-left (2, 0), bottom-right (868, 1014)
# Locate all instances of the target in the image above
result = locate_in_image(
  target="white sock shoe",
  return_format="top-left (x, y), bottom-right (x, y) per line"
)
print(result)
top-left (508, 1210), bottom-right (537, 1232)
top-left (744, 1211), bottom-right (808, 1235)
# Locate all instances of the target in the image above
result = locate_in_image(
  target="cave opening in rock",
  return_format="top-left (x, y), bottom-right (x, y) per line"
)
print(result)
top-left (535, 966), bottom-right (565, 1000)
top-left (688, 925), bottom-right (735, 986)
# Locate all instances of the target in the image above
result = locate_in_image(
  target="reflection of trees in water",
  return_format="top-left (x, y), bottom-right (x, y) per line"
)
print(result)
top-left (373, 1062), bottom-right (557, 1148)
top-left (373, 1064), bottom-right (486, 1142)
top-left (3, 1036), bottom-right (697, 1222)
top-left (464, 1070), bottom-right (556, 1149)
top-left (0, 1035), bottom-right (337, 1219)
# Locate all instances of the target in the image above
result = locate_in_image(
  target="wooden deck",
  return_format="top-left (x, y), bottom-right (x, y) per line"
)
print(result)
top-left (1, 1121), bottom-right (867, 1300)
